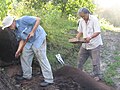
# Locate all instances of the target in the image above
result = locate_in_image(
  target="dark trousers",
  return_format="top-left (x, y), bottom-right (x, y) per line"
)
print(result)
top-left (77, 45), bottom-right (101, 76)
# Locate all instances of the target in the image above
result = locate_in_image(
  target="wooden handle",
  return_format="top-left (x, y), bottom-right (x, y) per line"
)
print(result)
top-left (19, 34), bottom-right (30, 53)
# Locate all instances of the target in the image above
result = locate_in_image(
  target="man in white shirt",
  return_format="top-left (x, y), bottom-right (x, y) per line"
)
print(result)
top-left (76, 8), bottom-right (103, 81)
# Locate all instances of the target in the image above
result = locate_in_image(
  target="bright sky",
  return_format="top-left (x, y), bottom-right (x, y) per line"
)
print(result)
top-left (95, 0), bottom-right (120, 8)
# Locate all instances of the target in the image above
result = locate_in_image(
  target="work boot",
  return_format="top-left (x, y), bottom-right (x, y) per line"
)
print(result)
top-left (15, 75), bottom-right (32, 81)
top-left (40, 81), bottom-right (54, 87)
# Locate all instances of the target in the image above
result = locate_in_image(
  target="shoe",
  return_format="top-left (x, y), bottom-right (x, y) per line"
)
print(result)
top-left (15, 76), bottom-right (32, 81)
top-left (40, 81), bottom-right (54, 87)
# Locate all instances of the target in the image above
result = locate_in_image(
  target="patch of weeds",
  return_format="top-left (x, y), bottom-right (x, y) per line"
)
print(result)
top-left (83, 59), bottom-right (92, 73)
top-left (103, 52), bottom-right (120, 85)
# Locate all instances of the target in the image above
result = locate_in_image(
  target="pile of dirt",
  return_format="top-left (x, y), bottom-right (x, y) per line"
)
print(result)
top-left (55, 66), bottom-right (115, 90)
top-left (0, 65), bottom-right (115, 90)
top-left (0, 27), bottom-right (19, 67)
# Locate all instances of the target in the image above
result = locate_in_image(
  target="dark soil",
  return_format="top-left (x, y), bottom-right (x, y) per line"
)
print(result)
top-left (1, 64), bottom-right (115, 90)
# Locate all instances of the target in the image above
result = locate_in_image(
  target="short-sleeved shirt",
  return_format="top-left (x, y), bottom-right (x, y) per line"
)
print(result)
top-left (14, 16), bottom-right (47, 49)
top-left (77, 15), bottom-right (103, 49)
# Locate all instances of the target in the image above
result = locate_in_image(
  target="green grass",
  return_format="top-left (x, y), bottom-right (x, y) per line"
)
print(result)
top-left (99, 18), bottom-right (114, 30)
top-left (103, 52), bottom-right (120, 85)
top-left (40, 11), bottom-right (80, 70)
top-left (80, 51), bottom-right (120, 86)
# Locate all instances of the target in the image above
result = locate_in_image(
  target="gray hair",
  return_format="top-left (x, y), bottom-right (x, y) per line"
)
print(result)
top-left (77, 8), bottom-right (91, 15)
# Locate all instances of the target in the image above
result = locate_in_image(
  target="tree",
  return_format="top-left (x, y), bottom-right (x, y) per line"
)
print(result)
top-left (52, 0), bottom-right (95, 17)
top-left (0, 0), bottom-right (12, 21)
top-left (13, 0), bottom-right (95, 17)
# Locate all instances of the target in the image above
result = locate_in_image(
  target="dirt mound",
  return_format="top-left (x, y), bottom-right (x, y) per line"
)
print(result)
top-left (0, 46), bottom-right (116, 90)
top-left (55, 66), bottom-right (115, 90)
top-left (0, 27), bottom-right (19, 67)
top-left (1, 64), bottom-right (115, 90)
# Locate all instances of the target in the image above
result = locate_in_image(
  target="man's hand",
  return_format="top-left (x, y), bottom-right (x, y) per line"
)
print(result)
top-left (15, 50), bottom-right (21, 58)
top-left (76, 32), bottom-right (83, 40)
top-left (85, 37), bottom-right (92, 43)
top-left (28, 31), bottom-right (34, 38)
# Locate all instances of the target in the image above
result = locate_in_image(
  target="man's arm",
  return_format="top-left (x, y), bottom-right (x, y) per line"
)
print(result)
top-left (15, 40), bottom-right (25, 58)
top-left (90, 32), bottom-right (100, 39)
top-left (76, 32), bottom-right (83, 40)
top-left (85, 16), bottom-right (101, 43)
top-left (31, 17), bottom-right (40, 33)
top-left (85, 32), bottom-right (100, 43)
top-left (29, 17), bottom-right (40, 38)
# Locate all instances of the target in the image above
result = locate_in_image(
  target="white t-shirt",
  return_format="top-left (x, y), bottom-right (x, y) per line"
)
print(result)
top-left (77, 15), bottom-right (103, 50)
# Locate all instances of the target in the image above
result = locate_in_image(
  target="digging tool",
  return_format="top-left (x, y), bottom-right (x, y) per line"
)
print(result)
top-left (55, 38), bottom-right (85, 65)
top-left (55, 54), bottom-right (65, 65)
top-left (19, 34), bottom-right (30, 53)
top-left (15, 34), bottom-right (30, 58)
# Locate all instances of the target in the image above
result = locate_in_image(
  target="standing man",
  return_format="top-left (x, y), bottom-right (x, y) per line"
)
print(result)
top-left (2, 16), bottom-right (54, 86)
top-left (76, 8), bottom-right (103, 81)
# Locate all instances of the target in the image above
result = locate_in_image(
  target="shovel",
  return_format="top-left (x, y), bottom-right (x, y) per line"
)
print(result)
top-left (15, 34), bottom-right (30, 58)
top-left (55, 54), bottom-right (65, 65)
top-left (55, 38), bottom-right (85, 65)
top-left (20, 34), bottom-right (30, 53)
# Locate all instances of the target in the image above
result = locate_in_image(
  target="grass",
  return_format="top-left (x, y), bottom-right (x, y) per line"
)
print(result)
top-left (103, 51), bottom-right (120, 85)
top-left (40, 12), bottom-right (80, 70)
top-left (83, 51), bottom-right (120, 86)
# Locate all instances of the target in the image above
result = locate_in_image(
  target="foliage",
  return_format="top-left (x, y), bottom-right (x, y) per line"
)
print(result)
top-left (23, 0), bottom-right (50, 10)
top-left (41, 9), bottom-right (79, 69)
top-left (14, 0), bottom-right (95, 17)
top-left (52, 0), bottom-right (95, 17)
top-left (10, 1), bottom-right (37, 17)
top-left (99, 18), bottom-right (114, 30)
top-left (0, 0), bottom-right (12, 24)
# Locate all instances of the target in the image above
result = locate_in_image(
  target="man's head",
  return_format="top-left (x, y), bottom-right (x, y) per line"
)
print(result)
top-left (2, 16), bottom-right (16, 30)
top-left (77, 8), bottom-right (90, 21)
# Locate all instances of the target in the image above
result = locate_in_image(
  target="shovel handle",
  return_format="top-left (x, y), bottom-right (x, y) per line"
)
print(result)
top-left (19, 34), bottom-right (30, 53)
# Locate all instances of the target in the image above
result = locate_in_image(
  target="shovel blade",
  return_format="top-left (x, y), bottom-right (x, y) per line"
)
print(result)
top-left (55, 54), bottom-right (65, 65)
